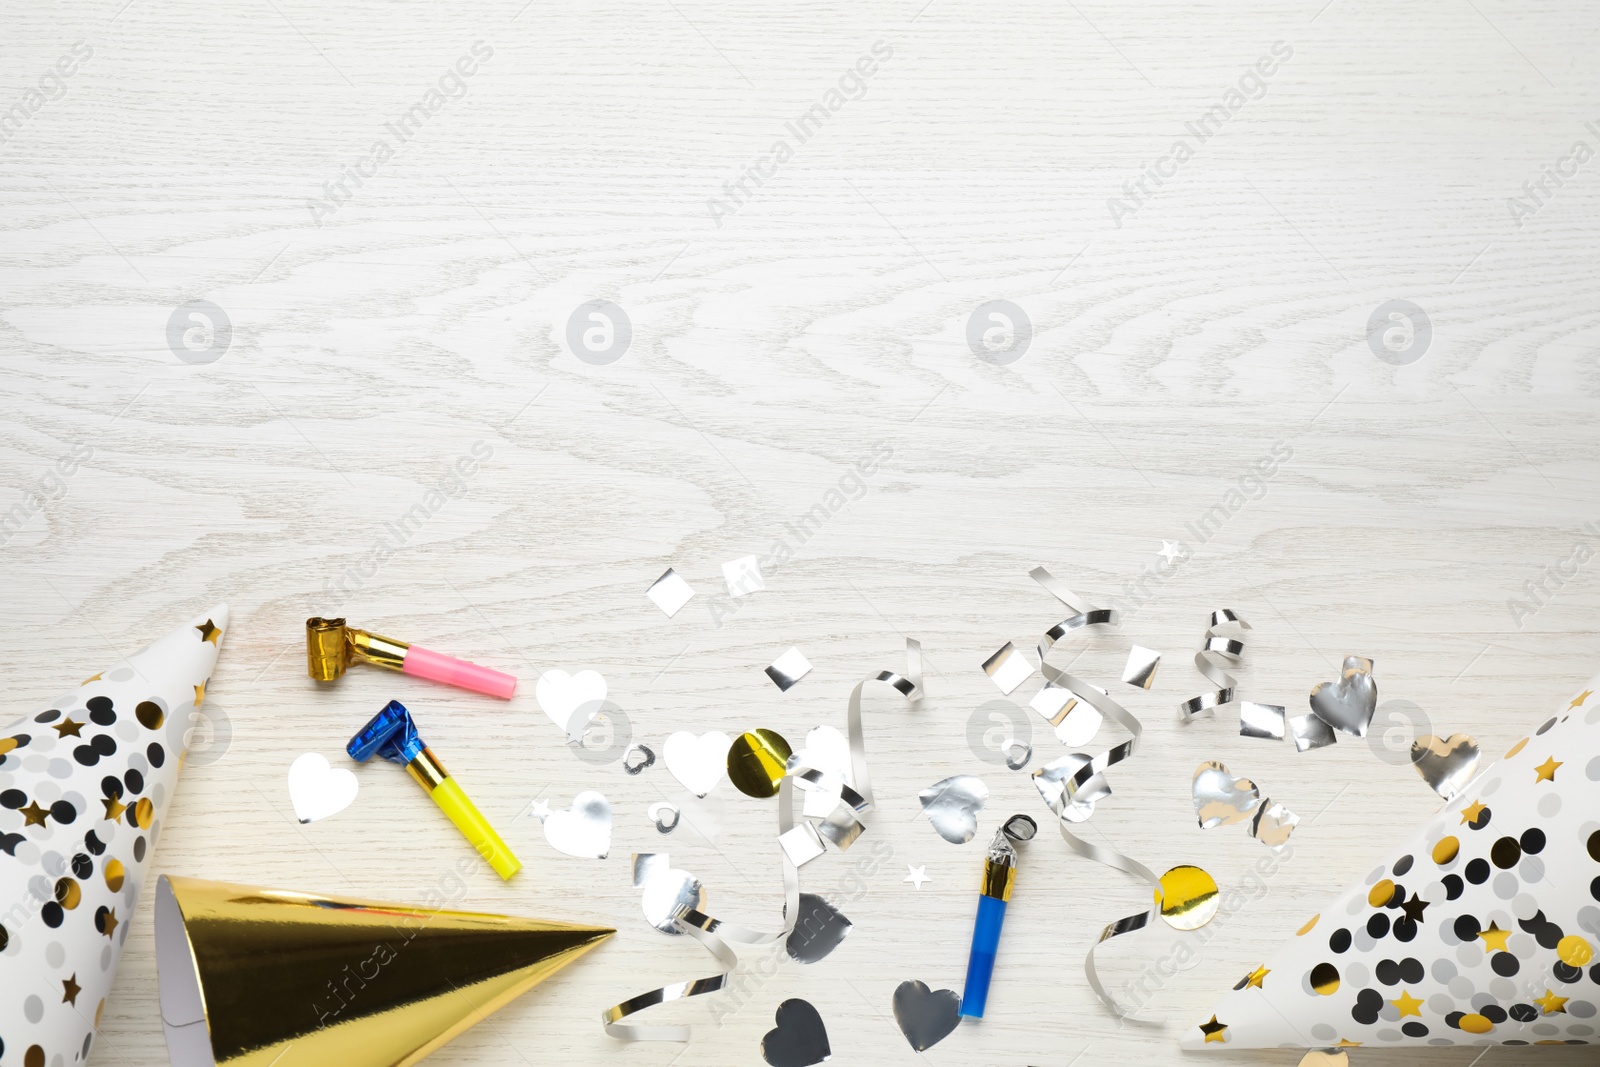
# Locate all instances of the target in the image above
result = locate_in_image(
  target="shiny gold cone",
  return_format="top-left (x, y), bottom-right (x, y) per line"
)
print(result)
top-left (155, 876), bottom-right (613, 1067)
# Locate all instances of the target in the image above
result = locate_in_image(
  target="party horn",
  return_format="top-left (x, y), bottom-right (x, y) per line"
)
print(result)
top-left (307, 616), bottom-right (517, 698)
top-left (347, 700), bottom-right (521, 880)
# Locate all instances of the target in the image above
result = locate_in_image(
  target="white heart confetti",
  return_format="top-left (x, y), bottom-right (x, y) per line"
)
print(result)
top-left (663, 730), bottom-right (732, 797)
top-left (542, 790), bottom-right (612, 859)
top-left (536, 668), bottom-right (607, 737)
top-left (287, 752), bottom-right (359, 824)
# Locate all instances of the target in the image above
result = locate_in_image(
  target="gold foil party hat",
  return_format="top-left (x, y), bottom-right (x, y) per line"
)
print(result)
top-left (155, 876), bottom-right (613, 1067)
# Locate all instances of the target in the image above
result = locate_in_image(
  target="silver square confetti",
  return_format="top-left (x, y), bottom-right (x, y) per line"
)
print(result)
top-left (1239, 701), bottom-right (1286, 740)
top-left (645, 567), bottom-right (694, 617)
top-left (982, 641), bottom-right (1036, 695)
top-left (722, 555), bottom-right (765, 597)
top-left (765, 647), bottom-right (813, 691)
top-left (778, 822), bottom-right (826, 867)
top-left (1121, 645), bottom-right (1161, 689)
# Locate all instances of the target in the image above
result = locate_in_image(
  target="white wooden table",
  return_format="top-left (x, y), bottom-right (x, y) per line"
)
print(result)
top-left (3, 0), bottom-right (1598, 1064)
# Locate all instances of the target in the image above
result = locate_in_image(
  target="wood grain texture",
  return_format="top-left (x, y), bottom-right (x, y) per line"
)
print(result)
top-left (3, 0), bottom-right (1599, 1063)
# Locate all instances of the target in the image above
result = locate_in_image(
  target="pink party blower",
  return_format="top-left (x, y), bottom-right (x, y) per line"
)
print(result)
top-left (306, 617), bottom-right (517, 698)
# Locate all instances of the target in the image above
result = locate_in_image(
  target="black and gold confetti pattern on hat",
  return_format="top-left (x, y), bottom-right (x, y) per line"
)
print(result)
top-left (1183, 679), bottom-right (1600, 1050)
top-left (0, 607), bottom-right (228, 1066)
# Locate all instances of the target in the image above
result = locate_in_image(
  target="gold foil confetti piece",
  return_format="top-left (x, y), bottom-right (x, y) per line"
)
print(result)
top-left (1289, 710), bottom-right (1337, 752)
top-left (1121, 645), bottom-right (1161, 689)
top-left (1239, 701), bottom-right (1286, 740)
top-left (1154, 864), bottom-right (1221, 931)
top-left (917, 775), bottom-right (988, 844)
top-left (982, 641), bottom-right (1036, 695)
top-left (765, 647), bottom-right (813, 691)
top-left (646, 567), bottom-right (695, 617)
top-left (1409, 732), bottom-right (1480, 798)
top-left (1308, 655), bottom-right (1377, 736)
top-left (647, 801), bottom-right (680, 834)
top-left (721, 555), bottom-right (765, 597)
top-left (1249, 799), bottom-right (1299, 849)
top-left (1193, 760), bottom-right (1262, 828)
top-left (1178, 610), bottom-right (1250, 723)
top-left (727, 729), bottom-right (794, 799)
top-left (663, 730), bottom-right (732, 797)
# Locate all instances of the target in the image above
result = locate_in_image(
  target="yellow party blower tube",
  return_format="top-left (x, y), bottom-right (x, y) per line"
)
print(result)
top-left (347, 700), bottom-right (521, 880)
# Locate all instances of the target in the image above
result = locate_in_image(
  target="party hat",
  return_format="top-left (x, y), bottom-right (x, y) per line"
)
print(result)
top-left (154, 876), bottom-right (613, 1067)
top-left (1181, 674), bottom-right (1600, 1049)
top-left (0, 605), bottom-right (230, 1066)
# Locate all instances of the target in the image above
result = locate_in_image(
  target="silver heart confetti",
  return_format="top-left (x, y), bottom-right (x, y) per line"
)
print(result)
top-left (892, 979), bottom-right (963, 1052)
top-left (1289, 710), bottom-right (1336, 751)
top-left (1193, 760), bottom-right (1261, 828)
top-left (542, 790), bottom-right (612, 858)
top-left (633, 853), bottom-right (705, 934)
top-left (1410, 732), bottom-right (1480, 799)
top-left (1309, 655), bottom-right (1377, 736)
top-left (1250, 798), bottom-right (1299, 849)
top-left (918, 774), bottom-right (988, 843)
top-left (761, 998), bottom-right (831, 1067)
top-left (784, 892), bottom-right (852, 964)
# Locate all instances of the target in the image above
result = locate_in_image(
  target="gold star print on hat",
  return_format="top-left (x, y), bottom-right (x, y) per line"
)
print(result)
top-left (1182, 674), bottom-right (1600, 1050)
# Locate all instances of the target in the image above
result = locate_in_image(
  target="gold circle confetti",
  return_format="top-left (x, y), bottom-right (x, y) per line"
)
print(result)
top-left (1459, 1013), bottom-right (1493, 1034)
top-left (1504, 737), bottom-right (1528, 759)
top-left (725, 729), bottom-right (793, 799)
top-left (54, 877), bottom-right (81, 910)
top-left (104, 858), bottom-right (125, 892)
top-left (1557, 935), bottom-right (1593, 967)
top-left (1153, 864), bottom-right (1219, 931)
top-left (134, 797), bottom-right (154, 829)
top-left (1367, 879), bottom-right (1395, 907)
top-left (1432, 836), bottom-right (1460, 864)
top-left (136, 700), bottom-right (165, 730)
top-left (1297, 914), bottom-right (1320, 936)
top-left (1310, 961), bottom-right (1340, 995)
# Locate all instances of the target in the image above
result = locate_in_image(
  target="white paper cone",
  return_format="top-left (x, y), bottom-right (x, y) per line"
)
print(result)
top-left (1181, 672), bottom-right (1600, 1050)
top-left (0, 606), bottom-right (230, 1066)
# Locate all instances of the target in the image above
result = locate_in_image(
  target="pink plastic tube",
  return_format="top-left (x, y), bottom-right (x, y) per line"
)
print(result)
top-left (402, 645), bottom-right (518, 699)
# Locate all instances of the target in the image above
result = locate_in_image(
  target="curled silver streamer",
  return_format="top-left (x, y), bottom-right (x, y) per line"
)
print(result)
top-left (1028, 569), bottom-right (1168, 1022)
top-left (1177, 609), bottom-right (1250, 723)
top-left (601, 640), bottom-right (923, 1040)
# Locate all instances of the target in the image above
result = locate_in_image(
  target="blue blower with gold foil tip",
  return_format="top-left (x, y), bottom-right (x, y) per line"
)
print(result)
top-left (347, 699), bottom-right (521, 880)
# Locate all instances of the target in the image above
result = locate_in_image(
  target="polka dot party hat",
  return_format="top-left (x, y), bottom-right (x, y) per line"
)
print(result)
top-left (0, 605), bottom-right (229, 1067)
top-left (1182, 676), bottom-right (1600, 1050)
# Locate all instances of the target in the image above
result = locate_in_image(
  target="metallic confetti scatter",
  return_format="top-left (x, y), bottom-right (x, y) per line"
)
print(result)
top-left (1030, 681), bottom-right (1104, 746)
top-left (918, 775), bottom-right (989, 843)
top-left (1308, 655), bottom-right (1377, 737)
top-left (1178, 610), bottom-right (1250, 723)
top-left (1410, 732), bottom-right (1480, 799)
top-left (1154, 864), bottom-right (1221, 931)
top-left (1004, 741), bottom-right (1032, 770)
top-left (760, 999), bottom-right (831, 1067)
top-left (633, 854), bottom-right (705, 935)
top-left (645, 568), bottom-right (694, 617)
top-left (602, 642), bottom-right (925, 1042)
top-left (1249, 799), bottom-right (1299, 849)
top-left (647, 801), bottom-right (679, 834)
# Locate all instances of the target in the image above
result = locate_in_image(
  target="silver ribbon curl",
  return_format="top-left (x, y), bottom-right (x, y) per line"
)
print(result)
top-left (601, 641), bottom-right (922, 1040)
top-left (1177, 609), bottom-right (1250, 723)
top-left (1028, 569), bottom-right (1167, 1022)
